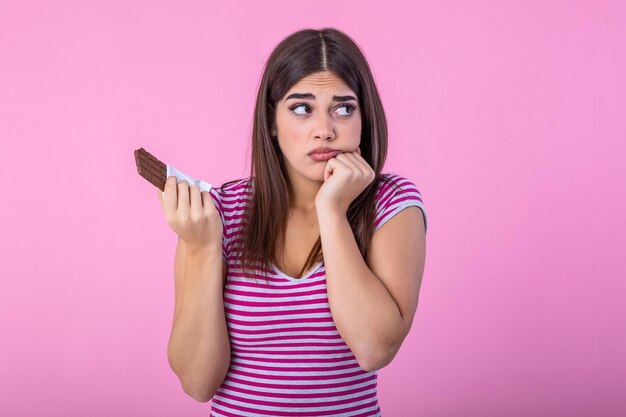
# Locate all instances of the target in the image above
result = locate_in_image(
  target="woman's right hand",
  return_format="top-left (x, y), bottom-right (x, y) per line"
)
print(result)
top-left (157, 176), bottom-right (223, 252)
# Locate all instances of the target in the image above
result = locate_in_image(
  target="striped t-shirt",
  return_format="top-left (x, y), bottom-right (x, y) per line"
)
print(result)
top-left (206, 173), bottom-right (427, 417)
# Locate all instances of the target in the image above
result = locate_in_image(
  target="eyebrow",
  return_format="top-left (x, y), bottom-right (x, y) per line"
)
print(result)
top-left (285, 92), bottom-right (357, 102)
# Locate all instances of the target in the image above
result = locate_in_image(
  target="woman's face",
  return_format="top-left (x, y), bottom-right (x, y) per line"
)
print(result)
top-left (273, 70), bottom-right (362, 183)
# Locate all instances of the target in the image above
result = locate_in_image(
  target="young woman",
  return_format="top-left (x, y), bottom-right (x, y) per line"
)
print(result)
top-left (160, 27), bottom-right (428, 417)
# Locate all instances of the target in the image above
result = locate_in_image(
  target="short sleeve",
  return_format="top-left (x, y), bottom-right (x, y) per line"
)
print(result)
top-left (208, 186), bottom-right (231, 262)
top-left (373, 174), bottom-right (428, 235)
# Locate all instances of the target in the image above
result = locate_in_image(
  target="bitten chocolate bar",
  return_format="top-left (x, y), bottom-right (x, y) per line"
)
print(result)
top-left (134, 147), bottom-right (213, 195)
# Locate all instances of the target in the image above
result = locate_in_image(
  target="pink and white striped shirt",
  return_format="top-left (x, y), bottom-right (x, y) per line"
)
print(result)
top-left (207, 173), bottom-right (427, 417)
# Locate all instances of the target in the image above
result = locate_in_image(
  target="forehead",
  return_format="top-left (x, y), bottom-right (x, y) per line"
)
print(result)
top-left (287, 71), bottom-right (353, 96)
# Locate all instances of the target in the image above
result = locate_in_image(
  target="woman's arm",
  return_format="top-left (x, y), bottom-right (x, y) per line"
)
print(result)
top-left (172, 236), bottom-right (228, 327)
top-left (167, 239), bottom-right (231, 402)
top-left (317, 206), bottom-right (426, 372)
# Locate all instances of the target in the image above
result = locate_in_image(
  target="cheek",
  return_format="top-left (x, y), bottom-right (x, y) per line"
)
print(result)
top-left (348, 121), bottom-right (361, 135)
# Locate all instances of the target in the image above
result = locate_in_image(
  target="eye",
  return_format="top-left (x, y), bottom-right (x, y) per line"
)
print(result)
top-left (288, 103), bottom-right (358, 117)
top-left (335, 104), bottom-right (357, 117)
top-left (288, 103), bottom-right (310, 115)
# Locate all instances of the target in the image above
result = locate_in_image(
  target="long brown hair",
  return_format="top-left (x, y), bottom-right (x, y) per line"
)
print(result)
top-left (223, 27), bottom-right (398, 283)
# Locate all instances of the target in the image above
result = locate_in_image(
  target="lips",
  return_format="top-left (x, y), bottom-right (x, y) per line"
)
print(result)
top-left (308, 147), bottom-right (339, 155)
top-left (309, 150), bottom-right (342, 161)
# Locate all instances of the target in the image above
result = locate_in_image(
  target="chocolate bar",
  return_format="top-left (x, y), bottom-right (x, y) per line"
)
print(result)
top-left (134, 147), bottom-right (213, 194)
top-left (134, 147), bottom-right (168, 191)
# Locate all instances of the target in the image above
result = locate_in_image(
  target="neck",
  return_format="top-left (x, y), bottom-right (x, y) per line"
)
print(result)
top-left (287, 172), bottom-right (322, 213)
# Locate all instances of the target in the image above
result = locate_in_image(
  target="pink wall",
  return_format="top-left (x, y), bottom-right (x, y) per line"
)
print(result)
top-left (1, 1), bottom-right (624, 416)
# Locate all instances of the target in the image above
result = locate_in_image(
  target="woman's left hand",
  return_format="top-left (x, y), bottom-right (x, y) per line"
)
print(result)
top-left (315, 146), bottom-right (375, 214)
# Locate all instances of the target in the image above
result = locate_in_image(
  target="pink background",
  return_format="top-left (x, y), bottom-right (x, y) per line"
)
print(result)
top-left (1, 1), bottom-right (625, 416)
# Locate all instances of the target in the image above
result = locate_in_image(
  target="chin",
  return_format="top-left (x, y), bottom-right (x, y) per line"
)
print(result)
top-left (303, 167), bottom-right (325, 183)
top-left (303, 169), bottom-right (324, 182)
top-left (314, 164), bottom-right (328, 181)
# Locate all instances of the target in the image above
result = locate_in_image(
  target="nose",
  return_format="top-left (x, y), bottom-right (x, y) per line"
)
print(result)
top-left (313, 112), bottom-right (335, 141)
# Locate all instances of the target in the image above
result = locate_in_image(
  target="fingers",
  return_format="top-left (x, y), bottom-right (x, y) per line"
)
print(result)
top-left (335, 147), bottom-right (372, 179)
top-left (163, 176), bottom-right (211, 219)
top-left (188, 184), bottom-right (203, 216)
top-left (336, 151), bottom-right (364, 173)
top-left (157, 187), bottom-right (166, 211)
top-left (201, 191), bottom-right (213, 215)
top-left (177, 179), bottom-right (190, 218)
top-left (163, 176), bottom-right (178, 216)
